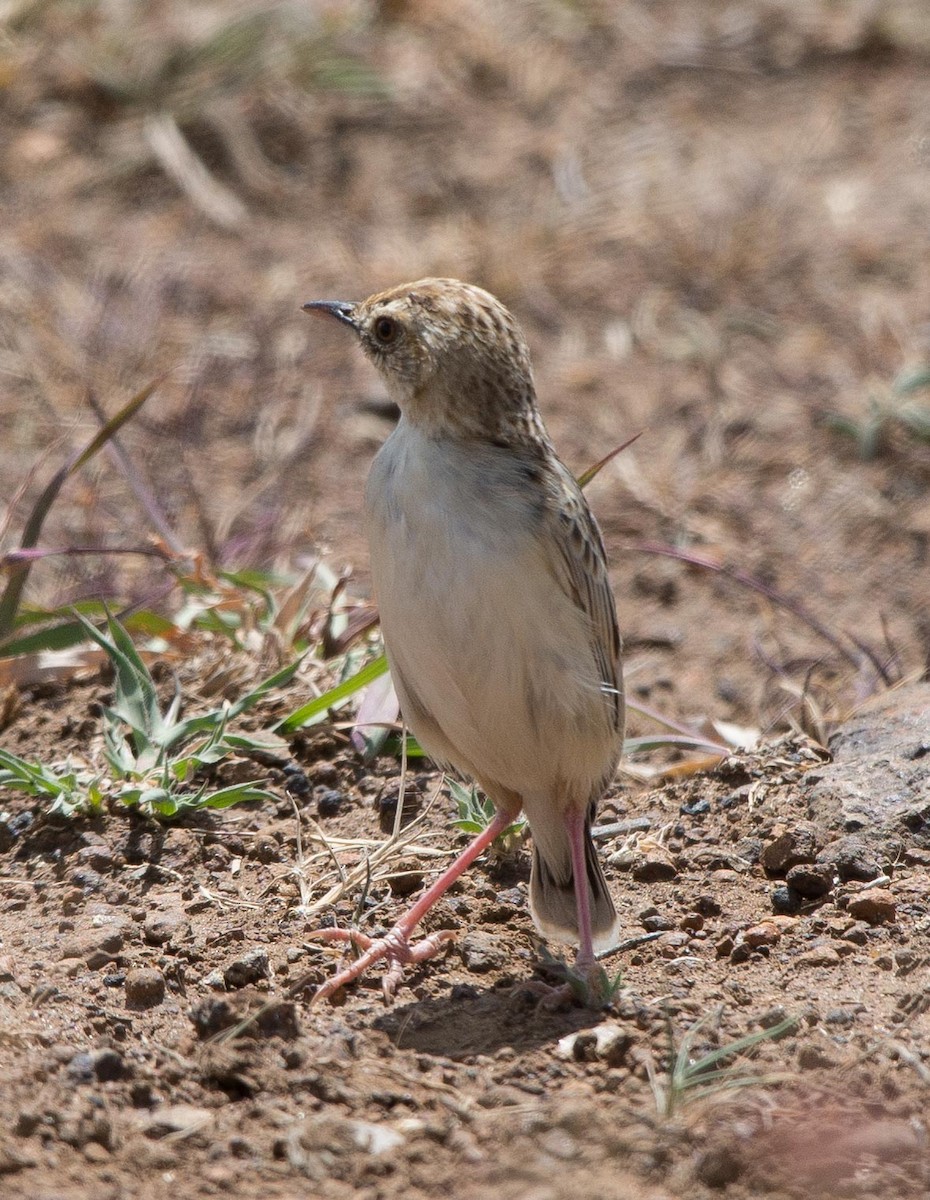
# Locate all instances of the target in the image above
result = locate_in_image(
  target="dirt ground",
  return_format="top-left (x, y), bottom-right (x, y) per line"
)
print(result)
top-left (2, 3), bottom-right (930, 1198)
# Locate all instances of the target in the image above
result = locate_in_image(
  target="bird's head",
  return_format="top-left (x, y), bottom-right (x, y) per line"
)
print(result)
top-left (304, 278), bottom-right (543, 444)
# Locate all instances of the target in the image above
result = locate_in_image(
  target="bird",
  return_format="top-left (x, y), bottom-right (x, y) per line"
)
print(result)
top-left (304, 278), bottom-right (624, 1002)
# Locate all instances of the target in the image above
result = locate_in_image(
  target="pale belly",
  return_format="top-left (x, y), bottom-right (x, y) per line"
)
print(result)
top-left (365, 424), bottom-right (618, 807)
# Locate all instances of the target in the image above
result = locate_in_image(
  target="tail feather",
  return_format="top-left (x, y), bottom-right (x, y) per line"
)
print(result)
top-left (528, 813), bottom-right (621, 953)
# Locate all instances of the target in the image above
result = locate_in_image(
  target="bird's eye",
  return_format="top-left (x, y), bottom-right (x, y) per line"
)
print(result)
top-left (373, 316), bottom-right (399, 345)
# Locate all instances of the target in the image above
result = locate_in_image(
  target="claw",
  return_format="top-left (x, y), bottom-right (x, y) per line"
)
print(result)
top-left (308, 923), bottom-right (457, 1004)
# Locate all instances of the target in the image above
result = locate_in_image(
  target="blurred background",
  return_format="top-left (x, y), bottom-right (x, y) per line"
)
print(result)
top-left (1, 0), bottom-right (928, 735)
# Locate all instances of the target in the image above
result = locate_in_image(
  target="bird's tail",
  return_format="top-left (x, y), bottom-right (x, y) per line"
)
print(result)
top-left (528, 808), bottom-right (621, 954)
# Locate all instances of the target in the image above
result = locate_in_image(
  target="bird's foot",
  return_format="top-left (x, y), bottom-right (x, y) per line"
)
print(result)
top-left (308, 924), bottom-right (457, 1004)
top-left (532, 949), bottom-right (624, 1009)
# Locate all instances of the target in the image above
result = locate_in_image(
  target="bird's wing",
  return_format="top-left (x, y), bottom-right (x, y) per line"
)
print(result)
top-left (543, 461), bottom-right (624, 731)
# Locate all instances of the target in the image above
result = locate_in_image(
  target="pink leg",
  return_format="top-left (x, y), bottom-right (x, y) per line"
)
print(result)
top-left (565, 808), bottom-right (595, 969)
top-left (310, 807), bottom-right (516, 1004)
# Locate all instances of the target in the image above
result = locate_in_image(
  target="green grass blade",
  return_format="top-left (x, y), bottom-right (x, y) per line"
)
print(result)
top-left (275, 654), bottom-right (388, 734)
top-left (226, 655), bottom-right (304, 719)
top-left (72, 609), bottom-right (163, 741)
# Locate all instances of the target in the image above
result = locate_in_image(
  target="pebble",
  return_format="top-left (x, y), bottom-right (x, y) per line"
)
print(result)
top-left (816, 836), bottom-right (882, 882)
top-left (695, 1145), bottom-right (742, 1187)
top-left (846, 888), bottom-right (896, 925)
top-left (760, 822), bottom-right (821, 874)
top-left (743, 921), bottom-right (781, 949)
top-left (59, 916), bottom-right (132, 969)
top-left (143, 910), bottom-right (190, 947)
top-left (67, 1048), bottom-right (126, 1082)
top-left (785, 862), bottom-right (834, 899)
top-left (124, 967), bottom-right (166, 1007)
top-left (223, 948), bottom-right (270, 989)
top-left (387, 860), bottom-right (424, 897)
top-left (795, 944), bottom-right (842, 968)
top-left (459, 932), bottom-right (506, 973)
top-left (771, 886), bottom-right (802, 915)
top-left (630, 851), bottom-right (678, 882)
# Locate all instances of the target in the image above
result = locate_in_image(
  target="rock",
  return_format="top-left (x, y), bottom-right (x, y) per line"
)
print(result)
top-left (387, 860), bottom-right (424, 897)
top-left (315, 789), bottom-right (344, 818)
top-left (846, 888), bottom-right (896, 925)
top-left (797, 1044), bottom-right (837, 1070)
top-left (282, 1115), bottom-right (404, 1178)
top-left (631, 850), bottom-right (678, 882)
top-left (696, 1145), bottom-right (742, 1188)
top-left (125, 967), bottom-right (166, 1008)
top-left (59, 915), bottom-right (132, 969)
top-left (795, 944), bottom-right (842, 968)
top-left (771, 886), bottom-right (802, 915)
top-left (641, 913), bottom-right (675, 932)
top-left (744, 921), bottom-right (781, 948)
top-left (785, 862), bottom-right (834, 898)
top-left (556, 1023), bottom-right (633, 1066)
top-left (67, 1049), bottom-right (126, 1082)
top-left (807, 683), bottom-right (930, 839)
top-left (143, 910), bottom-right (190, 947)
top-left (760, 823), bottom-right (822, 874)
top-left (816, 836), bottom-right (882, 881)
top-left (223, 949), bottom-right (270, 989)
top-left (459, 932), bottom-right (506, 973)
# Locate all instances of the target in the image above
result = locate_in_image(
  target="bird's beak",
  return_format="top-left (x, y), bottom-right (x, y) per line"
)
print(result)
top-left (302, 299), bottom-right (357, 328)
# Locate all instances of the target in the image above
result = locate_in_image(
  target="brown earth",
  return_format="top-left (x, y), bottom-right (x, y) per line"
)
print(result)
top-left (2, 4), bottom-right (930, 1199)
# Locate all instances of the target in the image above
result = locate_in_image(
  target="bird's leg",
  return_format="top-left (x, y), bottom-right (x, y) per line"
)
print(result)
top-left (520, 809), bottom-right (615, 1010)
top-left (310, 807), bottom-right (516, 1004)
top-left (566, 807), bottom-right (596, 970)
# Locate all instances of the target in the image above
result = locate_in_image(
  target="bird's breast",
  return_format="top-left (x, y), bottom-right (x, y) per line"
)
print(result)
top-left (363, 425), bottom-right (618, 802)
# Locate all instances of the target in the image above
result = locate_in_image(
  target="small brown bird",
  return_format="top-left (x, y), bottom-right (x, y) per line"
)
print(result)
top-left (305, 278), bottom-right (624, 1001)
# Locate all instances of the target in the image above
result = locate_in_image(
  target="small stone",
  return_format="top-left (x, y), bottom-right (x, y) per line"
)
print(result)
top-left (795, 944), bottom-right (842, 969)
top-left (657, 931), bottom-right (690, 957)
top-left (847, 889), bottom-right (896, 925)
top-left (387, 860), bottom-right (424, 897)
top-left (680, 913), bottom-right (704, 933)
top-left (798, 1044), bottom-right (837, 1070)
top-left (67, 1048), bottom-right (126, 1083)
top-left (694, 895), bottom-right (722, 916)
top-left (316, 789), bottom-right (344, 818)
top-left (459, 932), bottom-right (505, 973)
top-left (730, 941), bottom-right (754, 964)
top-left (744, 921), bottom-right (781, 949)
top-left (696, 1145), bottom-right (742, 1188)
top-left (125, 967), bottom-right (166, 1008)
top-left (641, 914), bottom-right (675, 932)
top-left (59, 916), bottom-right (131, 969)
top-left (223, 949), bottom-right (270, 989)
top-left (143, 910), bottom-right (189, 947)
top-left (631, 851), bottom-right (677, 882)
top-left (785, 862), bottom-right (834, 899)
top-left (817, 836), bottom-right (882, 882)
top-left (771, 886), bottom-right (801, 915)
top-left (556, 1023), bottom-right (631, 1064)
top-left (840, 921), bottom-right (869, 945)
top-left (760, 823), bottom-right (822, 874)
